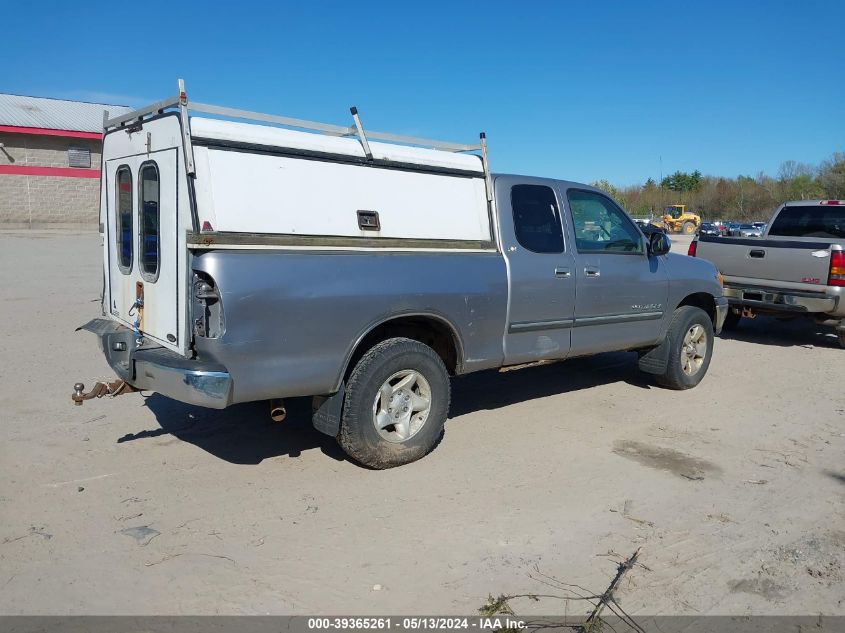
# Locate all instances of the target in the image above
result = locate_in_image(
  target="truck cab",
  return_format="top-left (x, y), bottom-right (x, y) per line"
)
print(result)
top-left (497, 176), bottom-right (681, 363)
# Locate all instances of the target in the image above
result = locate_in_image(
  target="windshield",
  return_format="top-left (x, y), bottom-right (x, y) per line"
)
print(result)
top-left (768, 205), bottom-right (845, 238)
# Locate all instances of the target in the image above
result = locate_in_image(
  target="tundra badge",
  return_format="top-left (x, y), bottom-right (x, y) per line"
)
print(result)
top-left (632, 304), bottom-right (662, 310)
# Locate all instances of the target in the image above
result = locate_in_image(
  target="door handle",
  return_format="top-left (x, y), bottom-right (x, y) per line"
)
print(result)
top-left (749, 249), bottom-right (765, 258)
top-left (554, 267), bottom-right (571, 278)
top-left (584, 267), bottom-right (601, 277)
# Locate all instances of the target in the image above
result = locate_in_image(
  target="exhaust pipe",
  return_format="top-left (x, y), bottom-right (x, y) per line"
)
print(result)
top-left (270, 399), bottom-right (287, 422)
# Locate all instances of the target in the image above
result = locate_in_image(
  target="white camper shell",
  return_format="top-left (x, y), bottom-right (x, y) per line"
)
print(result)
top-left (100, 80), bottom-right (493, 357)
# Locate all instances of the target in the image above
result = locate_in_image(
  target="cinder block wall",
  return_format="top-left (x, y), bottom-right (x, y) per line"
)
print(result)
top-left (0, 132), bottom-right (102, 226)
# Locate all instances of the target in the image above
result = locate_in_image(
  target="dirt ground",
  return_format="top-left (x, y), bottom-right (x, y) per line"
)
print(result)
top-left (0, 230), bottom-right (843, 617)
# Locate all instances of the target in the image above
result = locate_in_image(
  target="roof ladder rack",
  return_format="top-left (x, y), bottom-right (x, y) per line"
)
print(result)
top-left (102, 79), bottom-right (493, 196)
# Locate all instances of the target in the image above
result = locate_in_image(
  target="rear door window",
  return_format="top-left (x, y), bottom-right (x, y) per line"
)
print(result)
top-left (768, 206), bottom-right (845, 238)
top-left (510, 184), bottom-right (565, 253)
top-left (115, 166), bottom-right (133, 272)
top-left (139, 162), bottom-right (160, 280)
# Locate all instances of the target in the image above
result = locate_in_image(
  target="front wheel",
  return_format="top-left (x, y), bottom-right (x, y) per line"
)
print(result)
top-left (339, 338), bottom-right (450, 469)
top-left (655, 306), bottom-right (714, 390)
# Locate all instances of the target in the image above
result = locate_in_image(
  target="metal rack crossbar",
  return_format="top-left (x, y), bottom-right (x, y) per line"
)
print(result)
top-left (190, 102), bottom-right (481, 153)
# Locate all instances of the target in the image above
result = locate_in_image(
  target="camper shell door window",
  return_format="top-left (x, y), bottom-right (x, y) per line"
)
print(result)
top-left (115, 166), bottom-right (133, 273)
top-left (138, 161), bottom-right (160, 281)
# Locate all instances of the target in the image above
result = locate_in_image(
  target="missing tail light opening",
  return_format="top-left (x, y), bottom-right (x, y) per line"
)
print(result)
top-left (193, 271), bottom-right (225, 338)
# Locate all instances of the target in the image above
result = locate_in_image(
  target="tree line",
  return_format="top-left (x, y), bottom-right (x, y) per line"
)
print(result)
top-left (593, 151), bottom-right (845, 221)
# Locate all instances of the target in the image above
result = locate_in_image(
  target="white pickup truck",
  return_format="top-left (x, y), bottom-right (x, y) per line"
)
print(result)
top-left (73, 81), bottom-right (728, 468)
top-left (690, 200), bottom-right (845, 346)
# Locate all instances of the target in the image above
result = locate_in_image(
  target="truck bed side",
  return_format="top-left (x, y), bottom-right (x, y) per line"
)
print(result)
top-left (191, 249), bottom-right (508, 403)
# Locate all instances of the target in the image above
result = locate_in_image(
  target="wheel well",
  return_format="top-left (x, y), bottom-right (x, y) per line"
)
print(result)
top-left (345, 316), bottom-right (461, 379)
top-left (677, 293), bottom-right (716, 326)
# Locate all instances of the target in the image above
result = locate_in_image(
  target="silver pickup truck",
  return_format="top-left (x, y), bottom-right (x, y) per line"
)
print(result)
top-left (690, 200), bottom-right (845, 346)
top-left (73, 82), bottom-right (728, 468)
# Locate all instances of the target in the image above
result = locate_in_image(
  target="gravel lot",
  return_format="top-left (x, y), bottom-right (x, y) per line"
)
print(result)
top-left (1, 230), bottom-right (843, 617)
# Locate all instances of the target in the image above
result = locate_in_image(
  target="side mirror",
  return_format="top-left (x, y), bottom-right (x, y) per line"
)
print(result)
top-left (648, 232), bottom-right (671, 256)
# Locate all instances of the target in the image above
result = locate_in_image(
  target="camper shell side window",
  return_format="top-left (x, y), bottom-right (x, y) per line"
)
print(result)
top-left (115, 166), bottom-right (133, 273)
top-left (138, 161), bottom-right (160, 281)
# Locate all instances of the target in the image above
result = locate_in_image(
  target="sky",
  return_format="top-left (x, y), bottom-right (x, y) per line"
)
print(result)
top-left (4, 0), bottom-right (844, 185)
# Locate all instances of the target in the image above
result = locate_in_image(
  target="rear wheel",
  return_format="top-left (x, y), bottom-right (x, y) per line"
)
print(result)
top-left (655, 306), bottom-right (714, 390)
top-left (682, 221), bottom-right (696, 235)
top-left (339, 337), bottom-right (450, 469)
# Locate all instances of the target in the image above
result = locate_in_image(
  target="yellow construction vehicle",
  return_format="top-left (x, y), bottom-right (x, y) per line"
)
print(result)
top-left (652, 204), bottom-right (701, 234)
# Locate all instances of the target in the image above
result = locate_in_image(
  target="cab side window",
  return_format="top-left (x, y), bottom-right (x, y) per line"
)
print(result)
top-left (568, 190), bottom-right (644, 254)
top-left (511, 184), bottom-right (565, 253)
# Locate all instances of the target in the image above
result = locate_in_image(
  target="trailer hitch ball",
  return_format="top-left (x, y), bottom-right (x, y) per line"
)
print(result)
top-left (71, 379), bottom-right (135, 406)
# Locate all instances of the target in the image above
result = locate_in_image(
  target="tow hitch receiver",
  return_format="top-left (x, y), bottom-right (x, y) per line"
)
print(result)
top-left (71, 379), bottom-right (137, 406)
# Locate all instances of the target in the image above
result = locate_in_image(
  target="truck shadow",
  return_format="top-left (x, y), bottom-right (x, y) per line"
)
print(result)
top-left (449, 351), bottom-right (650, 418)
top-left (719, 315), bottom-right (840, 349)
top-left (128, 395), bottom-right (348, 464)
top-left (129, 351), bottom-right (651, 465)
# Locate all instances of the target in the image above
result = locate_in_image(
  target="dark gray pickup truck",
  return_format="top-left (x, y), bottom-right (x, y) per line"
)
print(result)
top-left (690, 200), bottom-right (845, 346)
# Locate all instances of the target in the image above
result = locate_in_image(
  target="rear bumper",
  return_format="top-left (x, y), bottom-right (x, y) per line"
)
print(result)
top-left (80, 319), bottom-right (232, 409)
top-left (723, 285), bottom-right (842, 317)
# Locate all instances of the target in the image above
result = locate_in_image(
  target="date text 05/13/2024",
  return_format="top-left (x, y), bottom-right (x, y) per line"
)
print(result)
top-left (306, 617), bottom-right (527, 630)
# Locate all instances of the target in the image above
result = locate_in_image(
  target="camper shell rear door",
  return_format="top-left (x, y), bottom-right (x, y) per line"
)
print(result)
top-left (101, 114), bottom-right (191, 355)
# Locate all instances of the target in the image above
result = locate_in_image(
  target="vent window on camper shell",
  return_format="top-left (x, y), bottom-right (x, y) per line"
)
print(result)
top-left (139, 162), bottom-right (160, 280)
top-left (115, 166), bottom-right (133, 272)
top-left (511, 184), bottom-right (565, 253)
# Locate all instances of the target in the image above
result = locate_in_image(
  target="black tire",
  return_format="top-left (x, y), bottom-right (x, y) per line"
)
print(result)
top-left (655, 306), bottom-right (714, 390)
top-left (721, 309), bottom-right (742, 331)
top-left (682, 221), bottom-right (695, 235)
top-left (339, 337), bottom-right (450, 469)
top-left (838, 330), bottom-right (845, 349)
